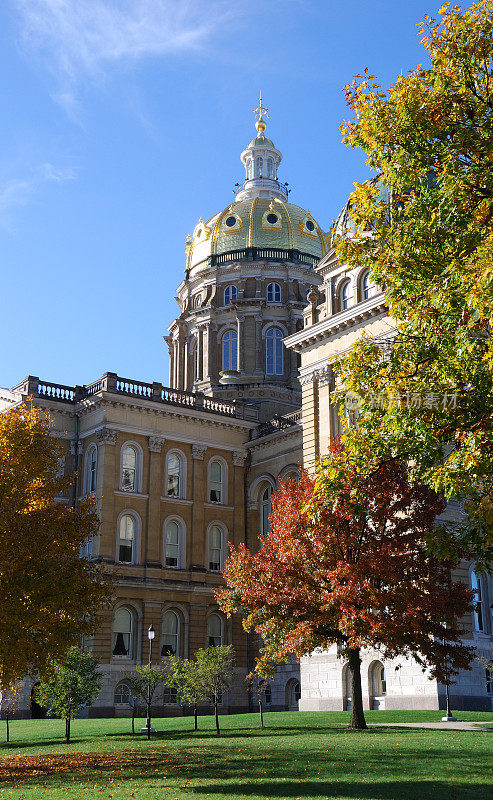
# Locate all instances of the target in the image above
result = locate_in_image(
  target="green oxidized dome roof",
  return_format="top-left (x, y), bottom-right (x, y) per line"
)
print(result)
top-left (187, 196), bottom-right (328, 273)
top-left (247, 136), bottom-right (276, 148)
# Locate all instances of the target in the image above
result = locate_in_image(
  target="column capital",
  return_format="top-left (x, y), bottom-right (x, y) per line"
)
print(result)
top-left (97, 427), bottom-right (118, 445)
top-left (232, 450), bottom-right (247, 467)
top-left (148, 435), bottom-right (165, 453)
top-left (192, 444), bottom-right (207, 460)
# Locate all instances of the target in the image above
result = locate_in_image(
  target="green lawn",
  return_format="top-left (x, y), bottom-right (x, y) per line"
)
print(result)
top-left (0, 711), bottom-right (491, 800)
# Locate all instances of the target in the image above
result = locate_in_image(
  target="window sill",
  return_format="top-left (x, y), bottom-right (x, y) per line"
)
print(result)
top-left (160, 496), bottom-right (193, 505)
top-left (114, 490), bottom-right (148, 499)
top-left (204, 502), bottom-right (233, 510)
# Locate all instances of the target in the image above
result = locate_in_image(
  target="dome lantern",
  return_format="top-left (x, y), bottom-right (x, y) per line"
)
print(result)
top-left (236, 93), bottom-right (287, 202)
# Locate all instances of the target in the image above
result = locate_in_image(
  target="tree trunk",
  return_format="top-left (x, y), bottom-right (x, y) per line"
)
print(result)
top-left (348, 648), bottom-right (367, 730)
top-left (65, 716), bottom-right (71, 743)
top-left (259, 700), bottom-right (264, 729)
top-left (131, 706), bottom-right (135, 735)
top-left (6, 713), bottom-right (9, 743)
top-left (194, 701), bottom-right (198, 732)
top-left (214, 698), bottom-right (220, 736)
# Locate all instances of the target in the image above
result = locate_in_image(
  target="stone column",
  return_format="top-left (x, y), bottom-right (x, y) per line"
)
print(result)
top-left (288, 316), bottom-right (298, 380)
top-left (208, 323), bottom-right (217, 384)
top-left (198, 328), bottom-right (204, 381)
top-left (237, 314), bottom-right (245, 373)
top-left (95, 427), bottom-right (118, 560)
top-left (254, 314), bottom-right (263, 375)
top-left (177, 333), bottom-right (185, 390)
top-left (146, 436), bottom-right (165, 565)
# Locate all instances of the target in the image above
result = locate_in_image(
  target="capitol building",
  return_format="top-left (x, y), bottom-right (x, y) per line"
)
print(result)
top-left (2, 101), bottom-right (492, 716)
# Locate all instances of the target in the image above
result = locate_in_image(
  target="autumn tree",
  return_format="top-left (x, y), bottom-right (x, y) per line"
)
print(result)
top-left (333, 1), bottom-right (493, 567)
top-left (0, 400), bottom-right (112, 688)
top-left (217, 453), bottom-right (474, 729)
top-left (37, 647), bottom-right (101, 743)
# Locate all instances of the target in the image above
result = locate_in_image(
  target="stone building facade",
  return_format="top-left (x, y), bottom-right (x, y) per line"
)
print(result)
top-left (284, 209), bottom-right (493, 712)
top-left (2, 106), bottom-right (318, 717)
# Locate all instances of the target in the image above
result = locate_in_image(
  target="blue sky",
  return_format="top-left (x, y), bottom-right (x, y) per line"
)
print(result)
top-left (1, 0), bottom-right (433, 389)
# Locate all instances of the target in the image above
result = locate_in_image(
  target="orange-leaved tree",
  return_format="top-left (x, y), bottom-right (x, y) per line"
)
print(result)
top-left (217, 445), bottom-right (474, 728)
top-left (0, 400), bottom-right (112, 688)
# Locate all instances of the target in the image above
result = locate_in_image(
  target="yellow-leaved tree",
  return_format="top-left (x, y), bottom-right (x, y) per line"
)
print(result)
top-left (0, 400), bottom-right (112, 687)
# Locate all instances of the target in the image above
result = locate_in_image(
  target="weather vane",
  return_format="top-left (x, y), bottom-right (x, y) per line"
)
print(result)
top-left (253, 92), bottom-right (269, 133)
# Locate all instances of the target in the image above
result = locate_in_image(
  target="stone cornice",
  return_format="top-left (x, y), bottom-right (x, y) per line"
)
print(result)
top-left (284, 293), bottom-right (388, 352)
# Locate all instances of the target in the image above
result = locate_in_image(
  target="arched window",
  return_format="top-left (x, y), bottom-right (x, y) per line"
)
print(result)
top-left (209, 460), bottom-right (223, 503)
top-left (190, 337), bottom-right (200, 381)
top-left (471, 570), bottom-right (485, 632)
top-left (255, 156), bottom-right (263, 176)
top-left (166, 452), bottom-right (184, 498)
top-left (118, 514), bottom-right (136, 563)
top-left (114, 683), bottom-right (131, 705)
top-left (264, 682), bottom-right (272, 705)
top-left (112, 607), bottom-right (134, 658)
top-left (121, 445), bottom-right (138, 492)
top-left (267, 282), bottom-right (281, 303)
top-left (370, 661), bottom-right (387, 704)
top-left (224, 285), bottom-right (237, 306)
top-left (266, 158), bottom-right (274, 178)
top-left (161, 610), bottom-right (180, 657)
top-left (222, 330), bottom-right (238, 371)
top-left (85, 445), bottom-right (97, 493)
top-left (209, 525), bottom-right (224, 571)
top-left (362, 271), bottom-right (371, 301)
top-left (247, 159), bottom-right (253, 179)
top-left (261, 486), bottom-right (272, 535)
top-left (265, 328), bottom-right (283, 375)
top-left (207, 614), bottom-right (222, 647)
top-left (341, 280), bottom-right (352, 311)
top-left (164, 519), bottom-right (182, 569)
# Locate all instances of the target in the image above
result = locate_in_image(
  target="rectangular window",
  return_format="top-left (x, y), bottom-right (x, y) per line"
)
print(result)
top-left (119, 542), bottom-right (133, 563)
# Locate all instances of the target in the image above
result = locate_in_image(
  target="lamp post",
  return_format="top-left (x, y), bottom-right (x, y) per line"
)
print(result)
top-left (441, 631), bottom-right (457, 722)
top-left (144, 624), bottom-right (155, 739)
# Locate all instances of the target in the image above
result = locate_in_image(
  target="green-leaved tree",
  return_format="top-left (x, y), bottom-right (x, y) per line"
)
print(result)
top-left (37, 647), bottom-right (101, 743)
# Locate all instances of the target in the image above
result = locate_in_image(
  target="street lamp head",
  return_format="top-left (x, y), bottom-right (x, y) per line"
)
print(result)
top-left (148, 624), bottom-right (155, 641)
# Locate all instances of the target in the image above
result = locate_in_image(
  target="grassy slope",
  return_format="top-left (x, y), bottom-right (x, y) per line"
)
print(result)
top-left (0, 711), bottom-right (491, 800)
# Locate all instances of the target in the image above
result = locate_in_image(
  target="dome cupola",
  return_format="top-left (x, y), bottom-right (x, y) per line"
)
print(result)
top-left (236, 94), bottom-right (287, 202)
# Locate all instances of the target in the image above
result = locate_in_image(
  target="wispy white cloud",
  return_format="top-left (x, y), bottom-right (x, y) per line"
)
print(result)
top-left (0, 163), bottom-right (75, 224)
top-left (14, 1), bottom-right (238, 111)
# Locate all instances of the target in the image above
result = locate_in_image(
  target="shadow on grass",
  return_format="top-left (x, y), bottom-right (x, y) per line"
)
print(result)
top-left (189, 781), bottom-right (490, 799)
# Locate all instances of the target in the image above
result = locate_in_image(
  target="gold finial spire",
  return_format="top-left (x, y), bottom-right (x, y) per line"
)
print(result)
top-left (253, 91), bottom-right (269, 134)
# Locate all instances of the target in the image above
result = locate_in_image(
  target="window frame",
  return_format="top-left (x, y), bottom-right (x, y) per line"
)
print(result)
top-left (340, 280), bottom-right (352, 311)
top-left (224, 285), bottom-right (237, 306)
top-left (119, 442), bottom-right (143, 493)
top-left (222, 329), bottom-right (238, 372)
top-left (114, 682), bottom-right (131, 705)
top-left (266, 282), bottom-right (281, 303)
top-left (116, 510), bottom-right (141, 565)
top-left (361, 271), bottom-right (371, 301)
top-left (471, 569), bottom-right (486, 632)
top-left (265, 327), bottom-right (283, 375)
top-left (165, 449), bottom-right (186, 499)
top-left (207, 522), bottom-right (228, 572)
top-left (161, 609), bottom-right (181, 658)
top-left (112, 606), bottom-right (135, 660)
top-left (206, 613), bottom-right (224, 647)
top-left (85, 444), bottom-right (98, 494)
top-left (208, 457), bottom-right (228, 504)
top-left (163, 516), bottom-right (186, 570)
top-left (261, 485), bottom-right (272, 536)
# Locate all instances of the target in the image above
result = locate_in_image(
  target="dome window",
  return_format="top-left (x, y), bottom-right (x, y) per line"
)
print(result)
top-left (262, 208), bottom-right (282, 230)
top-left (305, 220), bottom-right (315, 232)
top-left (267, 213), bottom-right (278, 224)
top-left (224, 285), bottom-right (237, 306)
top-left (223, 212), bottom-right (242, 233)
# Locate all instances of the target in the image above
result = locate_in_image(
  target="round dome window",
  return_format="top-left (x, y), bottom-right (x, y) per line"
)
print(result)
top-left (305, 219), bottom-right (315, 232)
top-left (267, 213), bottom-right (278, 224)
top-left (225, 216), bottom-right (237, 227)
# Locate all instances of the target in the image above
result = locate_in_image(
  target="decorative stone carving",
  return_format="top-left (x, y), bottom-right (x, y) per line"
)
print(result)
top-left (192, 444), bottom-right (207, 460)
top-left (97, 427), bottom-right (117, 445)
top-left (148, 435), bottom-right (165, 453)
top-left (232, 450), bottom-right (247, 467)
top-left (70, 440), bottom-right (83, 455)
top-left (299, 364), bottom-right (332, 386)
